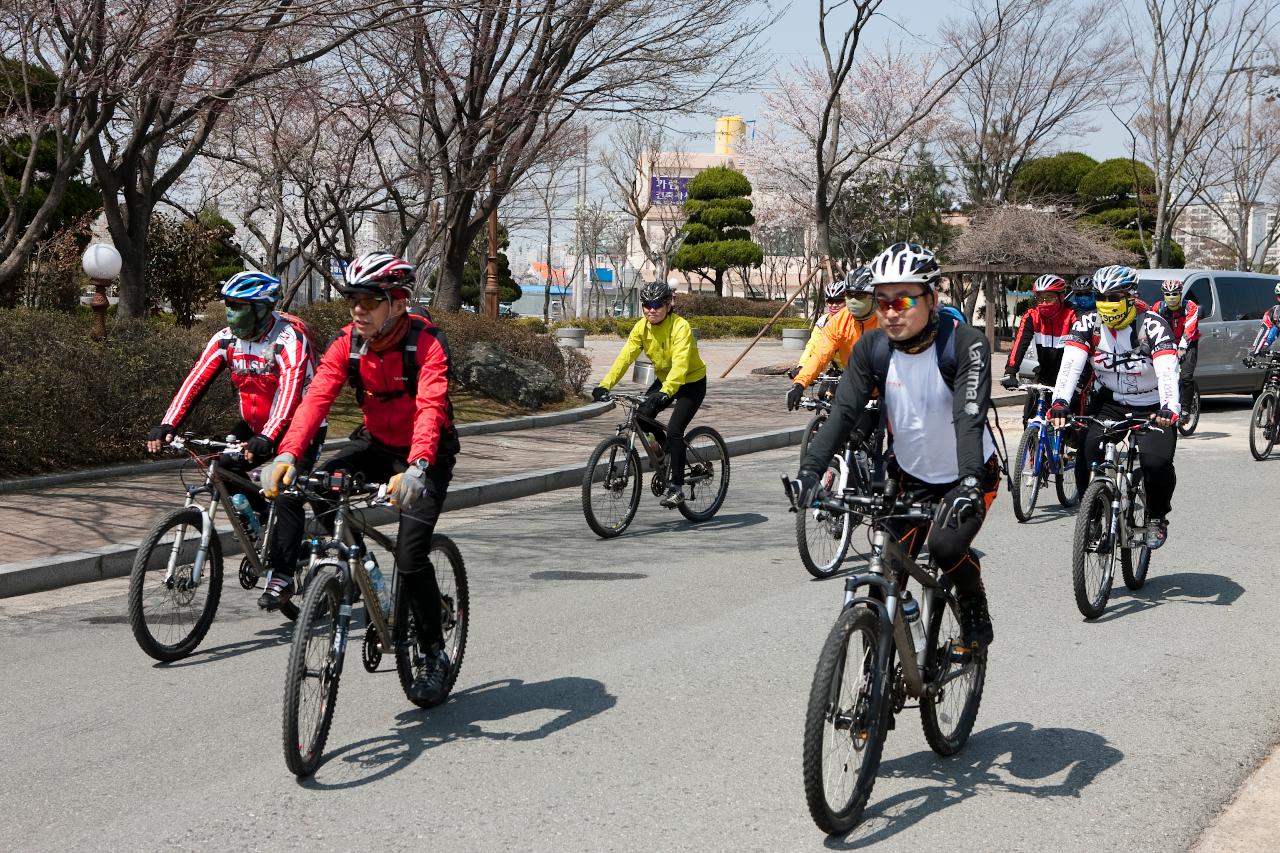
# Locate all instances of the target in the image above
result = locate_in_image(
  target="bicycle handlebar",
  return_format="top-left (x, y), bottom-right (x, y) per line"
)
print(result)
top-left (1017, 382), bottom-right (1056, 393)
top-left (1069, 414), bottom-right (1165, 435)
top-left (169, 434), bottom-right (244, 459)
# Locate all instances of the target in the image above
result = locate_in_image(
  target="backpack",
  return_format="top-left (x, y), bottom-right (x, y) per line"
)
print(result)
top-left (346, 309), bottom-right (451, 405)
top-left (220, 311), bottom-right (321, 371)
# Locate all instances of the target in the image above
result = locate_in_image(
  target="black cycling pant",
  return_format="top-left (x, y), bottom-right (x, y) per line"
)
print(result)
top-left (642, 376), bottom-right (706, 486)
top-left (884, 457), bottom-right (1000, 601)
top-left (271, 427), bottom-right (455, 648)
top-left (220, 420), bottom-right (323, 517)
top-left (1180, 343), bottom-right (1198, 406)
top-left (1082, 399), bottom-right (1177, 518)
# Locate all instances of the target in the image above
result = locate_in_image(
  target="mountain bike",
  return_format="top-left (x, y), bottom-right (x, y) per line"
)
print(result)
top-left (127, 435), bottom-right (298, 662)
top-left (797, 372), bottom-right (842, 462)
top-left (1010, 383), bottom-right (1079, 522)
top-left (1244, 354), bottom-right (1280, 460)
top-left (282, 470), bottom-right (468, 777)
top-left (785, 478), bottom-right (987, 835)
top-left (795, 399), bottom-right (883, 579)
top-left (581, 393), bottom-right (730, 537)
top-left (1069, 415), bottom-right (1160, 619)
top-left (1177, 356), bottom-right (1200, 436)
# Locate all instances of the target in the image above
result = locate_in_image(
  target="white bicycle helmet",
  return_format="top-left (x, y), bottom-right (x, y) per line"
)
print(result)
top-left (340, 252), bottom-right (415, 295)
top-left (1092, 264), bottom-right (1139, 296)
top-left (823, 278), bottom-right (848, 301)
top-left (868, 242), bottom-right (941, 289)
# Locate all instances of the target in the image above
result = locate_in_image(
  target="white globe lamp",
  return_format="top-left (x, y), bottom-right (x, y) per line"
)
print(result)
top-left (82, 243), bottom-right (122, 341)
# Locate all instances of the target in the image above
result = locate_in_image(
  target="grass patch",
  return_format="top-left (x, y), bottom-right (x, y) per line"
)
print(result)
top-left (322, 385), bottom-right (588, 436)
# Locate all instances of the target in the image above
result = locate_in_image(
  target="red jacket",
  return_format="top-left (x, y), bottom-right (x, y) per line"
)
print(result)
top-left (1005, 302), bottom-right (1076, 382)
top-left (1154, 300), bottom-right (1200, 347)
top-left (279, 317), bottom-right (456, 464)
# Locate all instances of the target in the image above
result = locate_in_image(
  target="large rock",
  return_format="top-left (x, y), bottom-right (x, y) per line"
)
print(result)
top-left (456, 341), bottom-right (565, 409)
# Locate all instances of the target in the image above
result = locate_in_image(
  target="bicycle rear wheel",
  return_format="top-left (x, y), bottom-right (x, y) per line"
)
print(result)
top-left (920, 592), bottom-right (986, 756)
top-left (1011, 427), bottom-right (1042, 522)
top-left (1072, 480), bottom-right (1116, 619)
top-left (795, 466), bottom-right (852, 579)
top-left (127, 508), bottom-right (223, 662)
top-left (802, 606), bottom-right (891, 836)
top-left (282, 567), bottom-right (343, 777)
top-left (1121, 482), bottom-right (1151, 590)
top-left (1249, 391), bottom-right (1276, 460)
top-left (396, 535), bottom-right (469, 708)
top-left (1177, 384), bottom-right (1200, 436)
top-left (677, 426), bottom-right (730, 522)
top-left (799, 411), bottom-right (826, 463)
top-left (582, 437), bottom-right (641, 537)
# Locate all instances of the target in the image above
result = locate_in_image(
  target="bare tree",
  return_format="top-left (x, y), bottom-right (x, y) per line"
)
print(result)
top-left (1122, 0), bottom-right (1273, 267)
top-left (408, 0), bottom-right (764, 311)
top-left (945, 0), bottom-right (1131, 203)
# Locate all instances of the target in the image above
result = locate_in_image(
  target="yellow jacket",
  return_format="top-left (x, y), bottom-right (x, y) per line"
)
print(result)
top-left (798, 313), bottom-right (839, 370)
top-left (795, 308), bottom-right (878, 388)
top-left (600, 313), bottom-right (707, 397)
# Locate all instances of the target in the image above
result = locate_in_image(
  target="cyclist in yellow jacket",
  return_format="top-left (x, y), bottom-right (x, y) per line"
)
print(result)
top-left (786, 267), bottom-right (879, 410)
top-left (789, 277), bottom-right (851, 379)
top-left (592, 281), bottom-right (708, 508)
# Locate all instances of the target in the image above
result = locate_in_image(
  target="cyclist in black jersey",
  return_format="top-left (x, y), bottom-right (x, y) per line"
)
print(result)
top-left (790, 242), bottom-right (999, 650)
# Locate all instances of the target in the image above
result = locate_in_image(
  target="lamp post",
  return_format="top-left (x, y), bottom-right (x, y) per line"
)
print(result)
top-left (484, 162), bottom-right (501, 319)
top-left (82, 243), bottom-right (122, 342)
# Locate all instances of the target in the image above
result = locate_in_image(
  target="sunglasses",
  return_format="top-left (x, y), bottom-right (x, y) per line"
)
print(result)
top-left (641, 300), bottom-right (669, 310)
top-left (224, 299), bottom-right (254, 310)
top-left (874, 291), bottom-right (929, 313)
top-left (345, 294), bottom-right (386, 311)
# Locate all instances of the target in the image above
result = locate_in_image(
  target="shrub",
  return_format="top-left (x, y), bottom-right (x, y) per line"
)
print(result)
top-left (0, 309), bottom-right (234, 477)
top-left (556, 314), bottom-right (806, 339)
top-left (672, 294), bottom-right (792, 317)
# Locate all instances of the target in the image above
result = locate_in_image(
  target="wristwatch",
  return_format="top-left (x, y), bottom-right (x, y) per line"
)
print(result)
top-left (960, 475), bottom-right (979, 490)
top-left (412, 458), bottom-right (430, 473)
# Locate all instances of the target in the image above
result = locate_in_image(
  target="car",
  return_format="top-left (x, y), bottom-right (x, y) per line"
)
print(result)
top-left (1015, 268), bottom-right (1280, 395)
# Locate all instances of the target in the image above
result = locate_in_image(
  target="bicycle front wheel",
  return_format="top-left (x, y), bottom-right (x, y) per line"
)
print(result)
top-left (127, 508), bottom-right (223, 662)
top-left (1249, 390), bottom-right (1276, 460)
top-left (1011, 427), bottom-right (1042, 522)
top-left (920, 592), bottom-right (987, 756)
top-left (677, 426), bottom-right (730, 522)
top-left (799, 411), bottom-right (826, 463)
top-left (802, 606), bottom-right (891, 836)
top-left (395, 535), bottom-right (470, 709)
top-left (282, 567), bottom-right (343, 777)
top-left (582, 437), bottom-right (641, 537)
top-left (1055, 434), bottom-right (1081, 508)
top-left (795, 466), bottom-right (852, 579)
top-left (1121, 482), bottom-right (1151, 590)
top-left (1072, 480), bottom-right (1116, 619)
top-left (1177, 384), bottom-right (1200, 436)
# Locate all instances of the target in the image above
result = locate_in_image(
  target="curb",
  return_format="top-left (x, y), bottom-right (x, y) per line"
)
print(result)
top-left (0, 400), bottom-right (613, 496)
top-left (0, 422), bottom-right (804, 599)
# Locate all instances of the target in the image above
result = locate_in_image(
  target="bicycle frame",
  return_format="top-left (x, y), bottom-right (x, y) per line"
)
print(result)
top-left (1022, 384), bottom-right (1065, 479)
top-left (167, 437), bottom-right (277, 589)
top-left (1081, 419), bottom-right (1149, 550)
top-left (611, 395), bottom-right (669, 471)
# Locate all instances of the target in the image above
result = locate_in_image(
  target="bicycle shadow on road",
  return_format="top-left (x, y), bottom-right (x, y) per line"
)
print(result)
top-left (614, 511), bottom-right (770, 539)
top-left (155, 623), bottom-right (292, 668)
top-left (300, 675), bottom-right (616, 790)
top-left (1093, 571), bottom-right (1245, 624)
top-left (825, 721), bottom-right (1123, 849)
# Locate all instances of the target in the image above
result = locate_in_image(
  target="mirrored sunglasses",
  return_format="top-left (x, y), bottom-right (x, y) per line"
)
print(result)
top-left (641, 299), bottom-right (669, 310)
top-left (345, 294), bottom-right (386, 311)
top-left (874, 292), bottom-right (927, 313)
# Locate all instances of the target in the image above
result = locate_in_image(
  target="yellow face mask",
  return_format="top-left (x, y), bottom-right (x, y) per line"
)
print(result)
top-left (1096, 297), bottom-right (1136, 330)
top-left (846, 295), bottom-right (875, 319)
top-left (1163, 294), bottom-right (1182, 310)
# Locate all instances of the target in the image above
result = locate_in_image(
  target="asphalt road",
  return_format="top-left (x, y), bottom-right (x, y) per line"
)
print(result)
top-left (1, 397), bottom-right (1275, 852)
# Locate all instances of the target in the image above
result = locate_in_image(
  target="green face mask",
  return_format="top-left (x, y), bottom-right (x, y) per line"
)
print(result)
top-left (225, 303), bottom-right (271, 340)
top-left (846, 295), bottom-right (874, 319)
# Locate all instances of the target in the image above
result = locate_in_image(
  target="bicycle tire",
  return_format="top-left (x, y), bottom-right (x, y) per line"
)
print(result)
top-left (802, 606), bottom-right (891, 836)
top-left (1011, 427), bottom-right (1041, 523)
top-left (1121, 482), bottom-right (1151, 590)
top-left (1054, 435), bottom-right (1081, 508)
top-left (677, 426), bottom-right (730, 522)
top-left (582, 436), bottom-right (641, 537)
top-left (127, 507), bottom-right (223, 662)
top-left (799, 412), bottom-right (826, 463)
top-left (1072, 480), bottom-right (1116, 619)
top-left (1177, 384), bottom-right (1200, 436)
top-left (1249, 391), bottom-right (1276, 461)
top-left (282, 567), bottom-right (343, 777)
top-left (795, 465), bottom-right (852, 579)
top-left (920, 592), bottom-right (986, 756)
top-left (395, 535), bottom-right (469, 708)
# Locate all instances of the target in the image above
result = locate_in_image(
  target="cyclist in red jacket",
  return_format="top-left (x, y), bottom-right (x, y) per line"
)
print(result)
top-left (264, 252), bottom-right (461, 707)
top-left (1153, 279), bottom-right (1200, 418)
top-left (1001, 274), bottom-right (1076, 424)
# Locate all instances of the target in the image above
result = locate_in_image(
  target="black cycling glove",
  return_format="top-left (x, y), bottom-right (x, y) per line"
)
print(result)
top-left (245, 434), bottom-right (276, 461)
top-left (638, 392), bottom-right (669, 420)
top-left (935, 479), bottom-right (986, 530)
top-left (591, 386), bottom-right (610, 403)
top-left (1000, 372), bottom-right (1020, 391)
top-left (784, 470), bottom-right (821, 512)
top-left (148, 423), bottom-right (175, 445)
top-left (786, 383), bottom-right (805, 411)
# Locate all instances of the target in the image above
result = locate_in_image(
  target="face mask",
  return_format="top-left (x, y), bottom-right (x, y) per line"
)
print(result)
top-left (826, 301), bottom-right (843, 315)
top-left (846, 295), bottom-right (874, 319)
top-left (1071, 294), bottom-right (1095, 311)
top-left (226, 303), bottom-right (271, 339)
top-left (1164, 295), bottom-right (1182, 310)
top-left (1096, 297), bottom-right (1136, 331)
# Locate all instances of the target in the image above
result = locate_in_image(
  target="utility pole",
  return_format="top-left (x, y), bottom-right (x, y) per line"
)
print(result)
top-left (484, 162), bottom-right (500, 318)
top-left (574, 158), bottom-right (587, 319)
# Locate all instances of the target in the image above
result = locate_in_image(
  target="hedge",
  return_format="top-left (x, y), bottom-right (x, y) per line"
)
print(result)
top-left (0, 304), bottom-right (591, 478)
top-left (554, 314), bottom-right (809, 339)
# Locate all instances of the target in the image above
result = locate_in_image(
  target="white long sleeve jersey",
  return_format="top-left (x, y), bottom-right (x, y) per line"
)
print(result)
top-left (1052, 310), bottom-right (1180, 411)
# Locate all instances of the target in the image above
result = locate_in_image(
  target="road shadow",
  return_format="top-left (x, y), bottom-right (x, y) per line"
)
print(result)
top-left (825, 721), bottom-right (1123, 848)
top-left (300, 675), bottom-right (616, 789)
top-left (1179, 431), bottom-right (1230, 440)
top-left (1095, 571), bottom-right (1245, 623)
top-left (157, 623), bottom-right (292, 667)
top-left (620, 511), bottom-right (770, 539)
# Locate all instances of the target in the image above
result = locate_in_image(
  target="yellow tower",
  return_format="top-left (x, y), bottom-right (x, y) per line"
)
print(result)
top-left (714, 116), bottom-right (747, 155)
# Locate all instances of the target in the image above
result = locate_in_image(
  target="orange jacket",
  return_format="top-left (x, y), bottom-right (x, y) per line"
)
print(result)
top-left (794, 308), bottom-right (878, 388)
